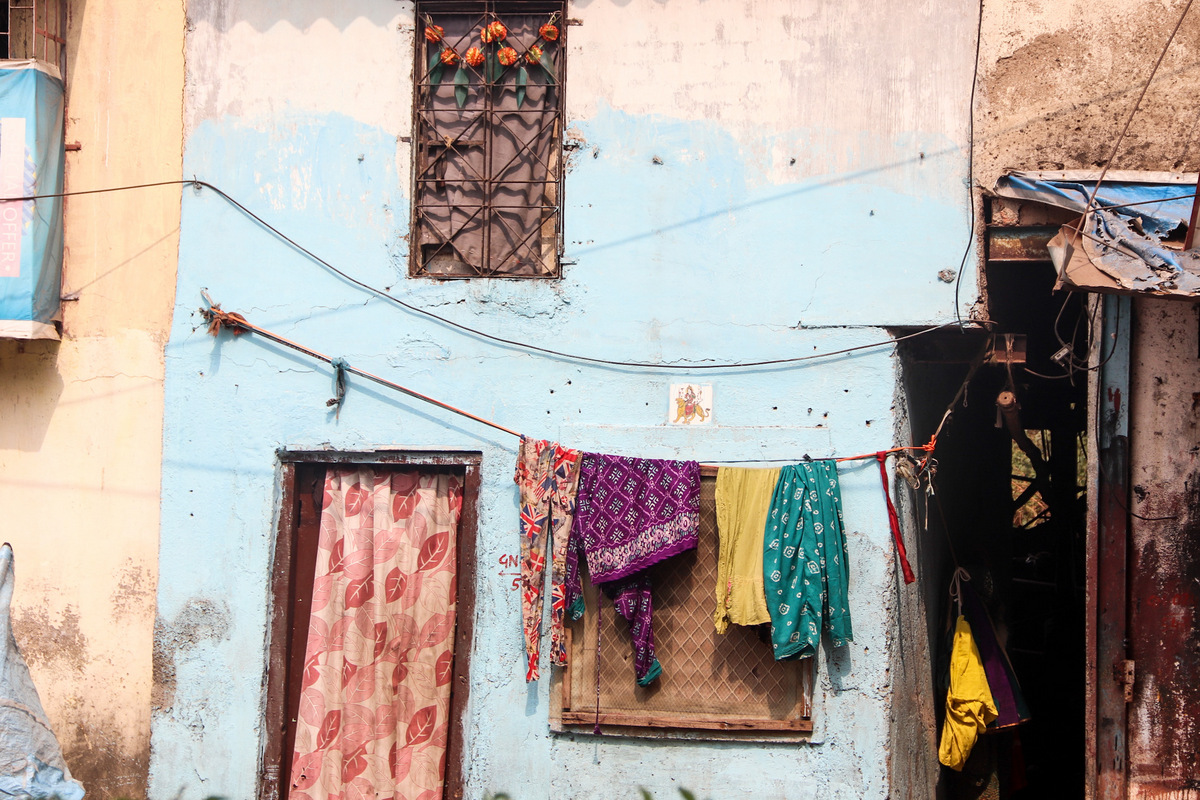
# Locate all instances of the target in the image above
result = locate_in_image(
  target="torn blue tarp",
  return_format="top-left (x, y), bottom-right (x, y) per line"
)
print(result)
top-left (994, 171), bottom-right (1200, 297)
top-left (0, 545), bottom-right (83, 800)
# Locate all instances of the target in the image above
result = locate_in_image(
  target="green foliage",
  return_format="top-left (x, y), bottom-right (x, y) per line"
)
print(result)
top-left (453, 66), bottom-right (469, 108)
top-left (516, 67), bottom-right (528, 108)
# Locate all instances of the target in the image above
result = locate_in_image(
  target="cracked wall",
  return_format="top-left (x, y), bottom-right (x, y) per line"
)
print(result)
top-left (976, 0), bottom-right (1200, 189)
top-left (0, 1), bottom-right (185, 797)
top-left (154, 1), bottom-right (977, 798)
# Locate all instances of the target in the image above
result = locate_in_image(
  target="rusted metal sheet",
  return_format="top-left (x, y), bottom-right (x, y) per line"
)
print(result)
top-left (1093, 294), bottom-right (1131, 800)
top-left (1125, 298), bottom-right (1200, 800)
top-left (986, 225), bottom-right (1060, 261)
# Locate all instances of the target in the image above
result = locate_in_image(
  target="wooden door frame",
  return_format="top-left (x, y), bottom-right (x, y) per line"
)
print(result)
top-left (259, 449), bottom-right (483, 800)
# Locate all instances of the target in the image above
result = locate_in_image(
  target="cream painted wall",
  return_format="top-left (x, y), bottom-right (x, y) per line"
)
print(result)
top-left (0, 1), bottom-right (184, 797)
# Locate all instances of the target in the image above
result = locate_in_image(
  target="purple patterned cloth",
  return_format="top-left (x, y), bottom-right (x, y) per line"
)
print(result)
top-left (574, 453), bottom-right (700, 685)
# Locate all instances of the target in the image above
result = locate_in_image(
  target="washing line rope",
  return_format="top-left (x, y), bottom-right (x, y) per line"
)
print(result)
top-left (199, 295), bottom-right (942, 465)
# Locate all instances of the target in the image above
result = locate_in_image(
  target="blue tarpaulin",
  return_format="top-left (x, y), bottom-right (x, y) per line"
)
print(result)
top-left (994, 172), bottom-right (1200, 297)
top-left (0, 62), bottom-right (64, 339)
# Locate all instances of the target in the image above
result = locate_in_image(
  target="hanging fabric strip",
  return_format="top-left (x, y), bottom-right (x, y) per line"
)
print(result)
top-left (876, 452), bottom-right (916, 584)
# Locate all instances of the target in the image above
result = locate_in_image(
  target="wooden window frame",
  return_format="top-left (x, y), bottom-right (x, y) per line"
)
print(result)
top-left (410, 0), bottom-right (568, 279)
top-left (554, 466), bottom-right (815, 739)
top-left (259, 450), bottom-right (482, 800)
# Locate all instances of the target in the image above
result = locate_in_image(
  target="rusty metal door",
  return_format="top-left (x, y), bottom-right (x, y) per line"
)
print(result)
top-left (1090, 294), bottom-right (1132, 800)
top-left (1123, 298), bottom-right (1200, 800)
top-left (1090, 295), bottom-right (1200, 800)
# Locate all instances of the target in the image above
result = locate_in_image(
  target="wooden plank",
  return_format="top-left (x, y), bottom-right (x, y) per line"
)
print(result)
top-left (1095, 294), bottom-right (1131, 800)
top-left (560, 711), bottom-right (812, 733)
top-left (443, 461), bottom-right (480, 800)
top-left (280, 465), bottom-right (324, 799)
top-left (258, 462), bottom-right (297, 800)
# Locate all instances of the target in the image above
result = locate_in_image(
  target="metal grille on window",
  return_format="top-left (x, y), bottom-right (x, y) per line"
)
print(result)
top-left (413, 3), bottom-right (565, 278)
top-left (0, 0), bottom-right (66, 75)
top-left (562, 475), bottom-right (814, 733)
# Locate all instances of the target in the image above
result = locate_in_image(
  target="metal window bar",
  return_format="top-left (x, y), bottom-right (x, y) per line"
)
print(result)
top-left (412, 2), bottom-right (566, 278)
top-left (0, 0), bottom-right (65, 75)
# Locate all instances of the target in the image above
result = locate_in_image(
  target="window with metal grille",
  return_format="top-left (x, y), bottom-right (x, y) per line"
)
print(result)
top-left (558, 469), bottom-right (815, 736)
top-left (412, 1), bottom-right (565, 278)
top-left (0, 0), bottom-right (66, 75)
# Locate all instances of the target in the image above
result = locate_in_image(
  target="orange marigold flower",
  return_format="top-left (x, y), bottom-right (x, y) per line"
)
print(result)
top-left (439, 47), bottom-right (459, 65)
top-left (464, 46), bottom-right (485, 67)
top-left (539, 23), bottom-right (559, 41)
top-left (497, 46), bottom-right (518, 67)
top-left (424, 24), bottom-right (444, 43)
top-left (525, 44), bottom-right (544, 65)
top-left (481, 20), bottom-right (507, 43)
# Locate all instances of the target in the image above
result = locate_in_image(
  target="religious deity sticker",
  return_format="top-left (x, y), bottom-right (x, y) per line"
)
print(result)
top-left (669, 384), bottom-right (713, 425)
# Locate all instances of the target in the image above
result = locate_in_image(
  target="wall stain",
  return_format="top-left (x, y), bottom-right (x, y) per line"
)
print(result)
top-left (153, 597), bottom-right (232, 714)
top-left (61, 718), bottom-right (151, 800)
top-left (111, 558), bottom-right (155, 620)
top-left (12, 604), bottom-right (87, 674)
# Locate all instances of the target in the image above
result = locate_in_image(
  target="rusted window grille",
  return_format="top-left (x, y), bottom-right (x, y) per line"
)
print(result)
top-left (412, 1), bottom-right (565, 278)
top-left (0, 0), bottom-right (66, 76)
top-left (560, 471), bottom-right (815, 735)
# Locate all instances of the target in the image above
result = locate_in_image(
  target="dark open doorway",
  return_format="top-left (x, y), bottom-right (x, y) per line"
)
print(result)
top-left (900, 196), bottom-right (1089, 798)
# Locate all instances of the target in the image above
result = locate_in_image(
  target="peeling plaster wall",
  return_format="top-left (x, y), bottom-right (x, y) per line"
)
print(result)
top-left (0, 1), bottom-right (185, 797)
top-left (153, 1), bottom-right (977, 798)
top-left (976, 0), bottom-right (1200, 190)
top-left (1126, 298), bottom-right (1200, 798)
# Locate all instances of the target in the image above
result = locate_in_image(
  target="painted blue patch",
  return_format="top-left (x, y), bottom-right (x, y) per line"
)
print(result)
top-left (153, 98), bottom-right (971, 800)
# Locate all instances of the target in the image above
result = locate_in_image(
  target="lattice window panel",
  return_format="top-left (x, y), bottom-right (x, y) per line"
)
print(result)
top-left (561, 473), bottom-right (813, 733)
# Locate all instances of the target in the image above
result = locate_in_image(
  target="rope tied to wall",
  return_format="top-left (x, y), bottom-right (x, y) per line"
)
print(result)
top-left (327, 357), bottom-right (349, 418)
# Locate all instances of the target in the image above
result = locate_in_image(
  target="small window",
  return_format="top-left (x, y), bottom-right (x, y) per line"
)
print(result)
top-left (412, 1), bottom-right (566, 278)
top-left (558, 469), bottom-right (815, 736)
top-left (0, 0), bottom-right (66, 73)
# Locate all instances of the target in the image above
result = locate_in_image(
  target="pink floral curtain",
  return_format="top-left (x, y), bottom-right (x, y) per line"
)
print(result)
top-left (289, 468), bottom-right (463, 800)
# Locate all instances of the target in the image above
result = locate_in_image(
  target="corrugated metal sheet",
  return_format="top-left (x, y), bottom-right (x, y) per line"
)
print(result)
top-left (993, 173), bottom-right (1200, 299)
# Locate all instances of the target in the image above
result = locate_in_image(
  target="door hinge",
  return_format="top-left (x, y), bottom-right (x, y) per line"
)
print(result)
top-left (1112, 659), bottom-right (1135, 702)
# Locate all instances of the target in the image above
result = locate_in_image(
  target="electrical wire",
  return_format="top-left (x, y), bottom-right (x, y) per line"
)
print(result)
top-left (4, 177), bottom-right (988, 370)
top-left (953, 0), bottom-right (985, 330)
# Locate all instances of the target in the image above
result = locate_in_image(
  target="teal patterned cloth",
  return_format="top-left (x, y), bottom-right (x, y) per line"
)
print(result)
top-left (763, 461), bottom-right (852, 660)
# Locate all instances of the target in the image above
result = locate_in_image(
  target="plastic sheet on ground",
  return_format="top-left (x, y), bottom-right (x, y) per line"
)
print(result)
top-left (0, 544), bottom-right (83, 800)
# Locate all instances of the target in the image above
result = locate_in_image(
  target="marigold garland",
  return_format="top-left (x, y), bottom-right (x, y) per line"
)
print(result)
top-left (439, 48), bottom-right (459, 66)
top-left (424, 24), bottom-right (444, 43)
top-left (464, 46), bottom-right (485, 68)
top-left (481, 20), bottom-right (507, 43)
top-left (538, 23), bottom-right (559, 41)
top-left (526, 44), bottom-right (544, 65)
top-left (497, 46), bottom-right (518, 67)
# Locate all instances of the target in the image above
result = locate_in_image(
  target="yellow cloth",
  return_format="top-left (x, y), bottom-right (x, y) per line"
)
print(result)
top-left (713, 467), bottom-right (779, 633)
top-left (938, 615), bottom-right (999, 771)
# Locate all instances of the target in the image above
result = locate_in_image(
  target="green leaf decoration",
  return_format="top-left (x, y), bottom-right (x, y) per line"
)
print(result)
top-left (429, 47), bottom-right (445, 85)
top-left (453, 66), bottom-right (469, 108)
top-left (538, 51), bottom-right (556, 84)
top-left (486, 51), bottom-right (502, 84)
top-left (516, 66), bottom-right (528, 108)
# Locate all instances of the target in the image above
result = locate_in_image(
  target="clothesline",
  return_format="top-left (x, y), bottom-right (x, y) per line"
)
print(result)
top-left (200, 296), bottom-right (940, 465)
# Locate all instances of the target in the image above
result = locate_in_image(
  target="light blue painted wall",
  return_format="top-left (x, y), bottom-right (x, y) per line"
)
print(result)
top-left (153, 1), bottom-right (977, 797)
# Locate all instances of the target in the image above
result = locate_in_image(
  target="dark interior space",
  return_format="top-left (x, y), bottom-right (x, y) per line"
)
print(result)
top-left (899, 198), bottom-right (1090, 798)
